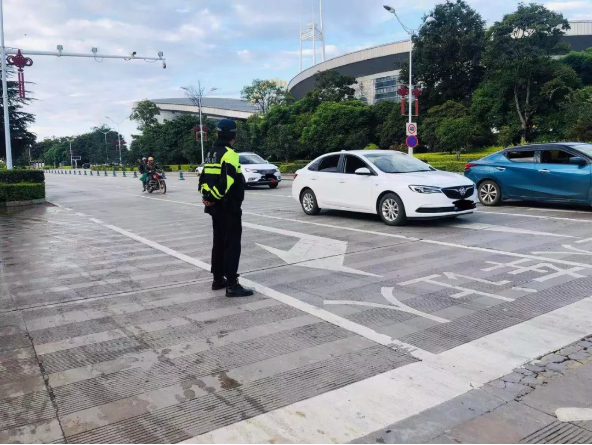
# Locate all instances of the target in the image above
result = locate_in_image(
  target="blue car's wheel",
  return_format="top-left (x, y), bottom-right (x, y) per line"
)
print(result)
top-left (478, 180), bottom-right (501, 206)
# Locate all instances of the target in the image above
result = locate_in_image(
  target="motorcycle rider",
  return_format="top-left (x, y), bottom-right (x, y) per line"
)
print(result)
top-left (199, 119), bottom-right (253, 298)
top-left (138, 157), bottom-right (147, 191)
top-left (144, 157), bottom-right (162, 192)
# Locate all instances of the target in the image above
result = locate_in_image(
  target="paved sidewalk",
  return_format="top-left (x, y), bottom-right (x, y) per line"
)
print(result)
top-left (355, 337), bottom-right (592, 444)
top-left (0, 204), bottom-right (415, 443)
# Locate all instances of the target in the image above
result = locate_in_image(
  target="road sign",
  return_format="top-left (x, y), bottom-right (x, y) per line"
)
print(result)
top-left (406, 135), bottom-right (419, 149)
top-left (406, 122), bottom-right (417, 136)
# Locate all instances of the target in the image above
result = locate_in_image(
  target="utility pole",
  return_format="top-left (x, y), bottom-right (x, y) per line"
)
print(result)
top-left (0, 0), bottom-right (166, 170)
top-left (182, 83), bottom-right (218, 164)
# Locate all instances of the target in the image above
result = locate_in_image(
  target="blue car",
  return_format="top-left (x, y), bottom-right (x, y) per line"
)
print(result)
top-left (464, 142), bottom-right (592, 206)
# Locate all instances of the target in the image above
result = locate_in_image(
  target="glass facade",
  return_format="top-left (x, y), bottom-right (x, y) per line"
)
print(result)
top-left (353, 71), bottom-right (403, 105)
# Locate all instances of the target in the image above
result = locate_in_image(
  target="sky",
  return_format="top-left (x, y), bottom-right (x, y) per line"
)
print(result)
top-left (5, 0), bottom-right (591, 146)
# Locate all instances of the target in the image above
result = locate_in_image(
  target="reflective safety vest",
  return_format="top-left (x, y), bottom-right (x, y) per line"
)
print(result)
top-left (199, 143), bottom-right (244, 206)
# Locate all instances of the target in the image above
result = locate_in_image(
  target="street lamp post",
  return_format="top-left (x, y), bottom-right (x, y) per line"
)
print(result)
top-left (182, 83), bottom-right (218, 164)
top-left (105, 116), bottom-right (127, 166)
top-left (97, 126), bottom-right (110, 164)
top-left (384, 5), bottom-right (435, 155)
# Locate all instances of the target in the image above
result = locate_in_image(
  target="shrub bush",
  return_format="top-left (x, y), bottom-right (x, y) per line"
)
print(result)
top-left (0, 170), bottom-right (45, 184)
top-left (0, 183), bottom-right (45, 202)
top-left (279, 161), bottom-right (309, 173)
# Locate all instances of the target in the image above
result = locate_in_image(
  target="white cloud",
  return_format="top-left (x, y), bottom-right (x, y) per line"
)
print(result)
top-left (545, 1), bottom-right (590, 11)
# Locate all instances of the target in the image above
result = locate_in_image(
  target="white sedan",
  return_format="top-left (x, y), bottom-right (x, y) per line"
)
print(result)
top-left (196, 153), bottom-right (282, 189)
top-left (292, 150), bottom-right (477, 226)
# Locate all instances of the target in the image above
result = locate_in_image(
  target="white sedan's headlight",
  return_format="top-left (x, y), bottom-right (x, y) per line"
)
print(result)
top-left (409, 185), bottom-right (442, 194)
top-left (244, 168), bottom-right (256, 173)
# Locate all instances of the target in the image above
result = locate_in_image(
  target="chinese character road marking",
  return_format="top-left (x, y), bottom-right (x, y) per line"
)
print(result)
top-left (483, 258), bottom-right (585, 282)
top-left (398, 274), bottom-right (515, 302)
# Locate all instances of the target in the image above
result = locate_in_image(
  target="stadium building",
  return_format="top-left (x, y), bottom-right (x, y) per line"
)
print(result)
top-left (288, 21), bottom-right (592, 104)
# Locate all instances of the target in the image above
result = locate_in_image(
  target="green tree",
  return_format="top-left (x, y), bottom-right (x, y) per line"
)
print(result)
top-left (482, 3), bottom-right (571, 143)
top-left (241, 79), bottom-right (293, 114)
top-left (130, 99), bottom-right (160, 130)
top-left (313, 69), bottom-right (357, 103)
top-left (371, 100), bottom-right (407, 149)
top-left (497, 126), bottom-right (518, 147)
top-left (562, 48), bottom-right (592, 86)
top-left (436, 117), bottom-right (475, 157)
top-left (565, 86), bottom-right (592, 141)
top-left (301, 101), bottom-right (373, 157)
top-left (399, 0), bottom-right (486, 108)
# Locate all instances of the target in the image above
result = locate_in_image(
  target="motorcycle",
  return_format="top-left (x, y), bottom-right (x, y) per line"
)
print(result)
top-left (146, 171), bottom-right (167, 194)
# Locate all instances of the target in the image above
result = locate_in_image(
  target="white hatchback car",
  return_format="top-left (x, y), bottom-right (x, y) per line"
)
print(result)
top-left (196, 153), bottom-right (282, 189)
top-left (292, 150), bottom-right (477, 226)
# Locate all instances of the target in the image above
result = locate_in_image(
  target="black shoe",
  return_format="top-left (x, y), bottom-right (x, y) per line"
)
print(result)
top-left (212, 278), bottom-right (227, 291)
top-left (226, 282), bottom-right (254, 298)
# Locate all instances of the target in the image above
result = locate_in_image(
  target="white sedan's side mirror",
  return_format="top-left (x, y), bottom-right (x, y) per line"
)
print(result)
top-left (355, 167), bottom-right (372, 176)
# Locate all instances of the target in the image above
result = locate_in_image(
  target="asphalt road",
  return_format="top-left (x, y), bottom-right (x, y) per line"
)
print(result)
top-left (2, 171), bottom-right (592, 443)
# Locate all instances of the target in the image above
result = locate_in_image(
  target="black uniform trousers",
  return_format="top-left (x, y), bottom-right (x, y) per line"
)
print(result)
top-left (209, 205), bottom-right (242, 285)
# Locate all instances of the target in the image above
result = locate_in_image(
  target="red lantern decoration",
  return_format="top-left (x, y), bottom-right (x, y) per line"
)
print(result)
top-left (396, 86), bottom-right (409, 97)
top-left (412, 88), bottom-right (423, 98)
top-left (6, 50), bottom-right (33, 99)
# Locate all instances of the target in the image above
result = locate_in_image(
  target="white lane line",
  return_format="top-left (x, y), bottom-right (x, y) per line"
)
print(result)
top-left (448, 222), bottom-right (574, 238)
top-left (576, 237), bottom-right (592, 244)
top-left (477, 210), bottom-right (592, 223)
top-left (88, 217), bottom-right (432, 360)
top-left (527, 207), bottom-right (592, 215)
top-left (57, 193), bottom-right (592, 268)
top-left (183, 296), bottom-right (592, 444)
top-left (244, 212), bottom-right (592, 270)
top-left (555, 408), bottom-right (592, 422)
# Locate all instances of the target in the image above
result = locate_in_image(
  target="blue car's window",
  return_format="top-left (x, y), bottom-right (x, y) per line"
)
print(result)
top-left (505, 150), bottom-right (535, 163)
top-left (566, 143), bottom-right (592, 158)
top-left (540, 150), bottom-right (572, 164)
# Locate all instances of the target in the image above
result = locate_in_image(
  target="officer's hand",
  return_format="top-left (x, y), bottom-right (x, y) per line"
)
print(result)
top-left (202, 199), bottom-right (215, 207)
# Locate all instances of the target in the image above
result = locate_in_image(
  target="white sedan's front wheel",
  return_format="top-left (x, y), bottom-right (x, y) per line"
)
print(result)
top-left (300, 189), bottom-right (321, 215)
top-left (378, 193), bottom-right (407, 226)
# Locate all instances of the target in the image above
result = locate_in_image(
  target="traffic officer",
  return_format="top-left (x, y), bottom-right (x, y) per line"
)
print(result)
top-left (199, 119), bottom-right (253, 297)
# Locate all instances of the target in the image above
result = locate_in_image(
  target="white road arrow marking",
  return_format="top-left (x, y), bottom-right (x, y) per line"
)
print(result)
top-left (323, 288), bottom-right (449, 324)
top-left (442, 272), bottom-right (511, 286)
top-left (250, 221), bottom-right (380, 277)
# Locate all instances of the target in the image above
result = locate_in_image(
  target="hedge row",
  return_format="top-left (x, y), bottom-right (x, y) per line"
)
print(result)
top-left (278, 161), bottom-right (310, 174)
top-left (0, 170), bottom-right (45, 184)
top-left (0, 183), bottom-right (45, 202)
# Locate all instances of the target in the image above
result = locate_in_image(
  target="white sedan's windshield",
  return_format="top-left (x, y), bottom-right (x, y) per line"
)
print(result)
top-left (240, 154), bottom-right (266, 165)
top-left (363, 152), bottom-right (433, 173)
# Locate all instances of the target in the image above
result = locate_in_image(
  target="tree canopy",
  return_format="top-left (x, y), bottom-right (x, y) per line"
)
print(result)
top-left (130, 99), bottom-right (160, 130)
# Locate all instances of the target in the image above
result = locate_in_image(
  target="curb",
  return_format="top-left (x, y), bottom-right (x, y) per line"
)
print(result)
top-left (1, 198), bottom-right (46, 208)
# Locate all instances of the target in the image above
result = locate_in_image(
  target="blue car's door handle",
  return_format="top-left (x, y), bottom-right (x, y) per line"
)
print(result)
top-left (538, 169), bottom-right (551, 173)
top-left (496, 167), bottom-right (506, 171)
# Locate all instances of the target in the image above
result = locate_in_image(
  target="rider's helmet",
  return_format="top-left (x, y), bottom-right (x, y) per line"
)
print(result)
top-left (148, 157), bottom-right (154, 162)
top-left (216, 119), bottom-right (237, 141)
top-left (142, 157), bottom-right (147, 161)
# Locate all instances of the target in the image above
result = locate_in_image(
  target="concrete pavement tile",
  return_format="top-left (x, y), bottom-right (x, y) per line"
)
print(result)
top-left (352, 389), bottom-right (504, 444)
top-left (521, 362), bottom-right (592, 415)
top-left (446, 401), bottom-right (555, 444)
